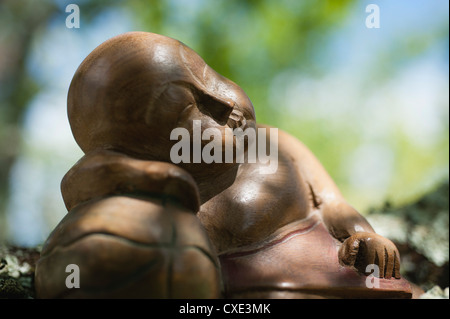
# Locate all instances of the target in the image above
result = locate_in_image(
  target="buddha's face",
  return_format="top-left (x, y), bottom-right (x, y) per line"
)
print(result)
top-left (147, 43), bottom-right (257, 165)
top-left (68, 32), bottom-right (256, 172)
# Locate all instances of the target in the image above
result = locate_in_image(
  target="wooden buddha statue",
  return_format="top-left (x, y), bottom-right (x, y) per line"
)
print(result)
top-left (35, 32), bottom-right (416, 299)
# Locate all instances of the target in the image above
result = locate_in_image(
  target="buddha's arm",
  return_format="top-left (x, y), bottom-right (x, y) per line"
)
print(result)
top-left (61, 149), bottom-right (201, 212)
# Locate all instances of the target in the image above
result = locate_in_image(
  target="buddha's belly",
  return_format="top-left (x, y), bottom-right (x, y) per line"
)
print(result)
top-left (198, 154), bottom-right (312, 253)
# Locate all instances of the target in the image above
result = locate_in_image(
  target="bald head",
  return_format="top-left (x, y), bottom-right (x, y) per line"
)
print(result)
top-left (68, 31), bottom-right (255, 162)
top-left (68, 32), bottom-right (191, 156)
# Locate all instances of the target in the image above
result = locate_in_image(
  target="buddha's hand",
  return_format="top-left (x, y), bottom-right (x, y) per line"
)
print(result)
top-left (338, 232), bottom-right (401, 279)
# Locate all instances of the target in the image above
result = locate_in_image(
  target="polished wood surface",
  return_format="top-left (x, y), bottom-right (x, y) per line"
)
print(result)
top-left (35, 32), bottom-right (416, 298)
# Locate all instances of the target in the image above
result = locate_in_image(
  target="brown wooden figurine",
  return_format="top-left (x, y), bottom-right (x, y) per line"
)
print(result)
top-left (35, 32), bottom-right (417, 298)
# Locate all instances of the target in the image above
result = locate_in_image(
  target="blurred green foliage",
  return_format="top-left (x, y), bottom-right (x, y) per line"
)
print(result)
top-left (127, 0), bottom-right (355, 122)
top-left (0, 0), bottom-right (448, 244)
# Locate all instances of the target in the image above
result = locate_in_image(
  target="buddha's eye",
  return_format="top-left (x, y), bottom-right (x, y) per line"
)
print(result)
top-left (160, 85), bottom-right (196, 111)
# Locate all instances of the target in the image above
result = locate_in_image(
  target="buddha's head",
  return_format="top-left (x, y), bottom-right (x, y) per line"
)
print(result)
top-left (68, 31), bottom-right (256, 174)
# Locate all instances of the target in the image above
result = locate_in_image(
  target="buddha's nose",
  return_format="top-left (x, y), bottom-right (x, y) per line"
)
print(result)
top-left (200, 93), bottom-right (235, 125)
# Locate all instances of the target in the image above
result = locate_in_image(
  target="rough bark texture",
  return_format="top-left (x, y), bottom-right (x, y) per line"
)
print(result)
top-left (0, 245), bottom-right (40, 298)
top-left (1, 181), bottom-right (448, 299)
top-left (366, 180), bottom-right (449, 294)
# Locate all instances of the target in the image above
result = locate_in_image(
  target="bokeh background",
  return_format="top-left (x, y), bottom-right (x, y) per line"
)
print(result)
top-left (0, 0), bottom-right (448, 257)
